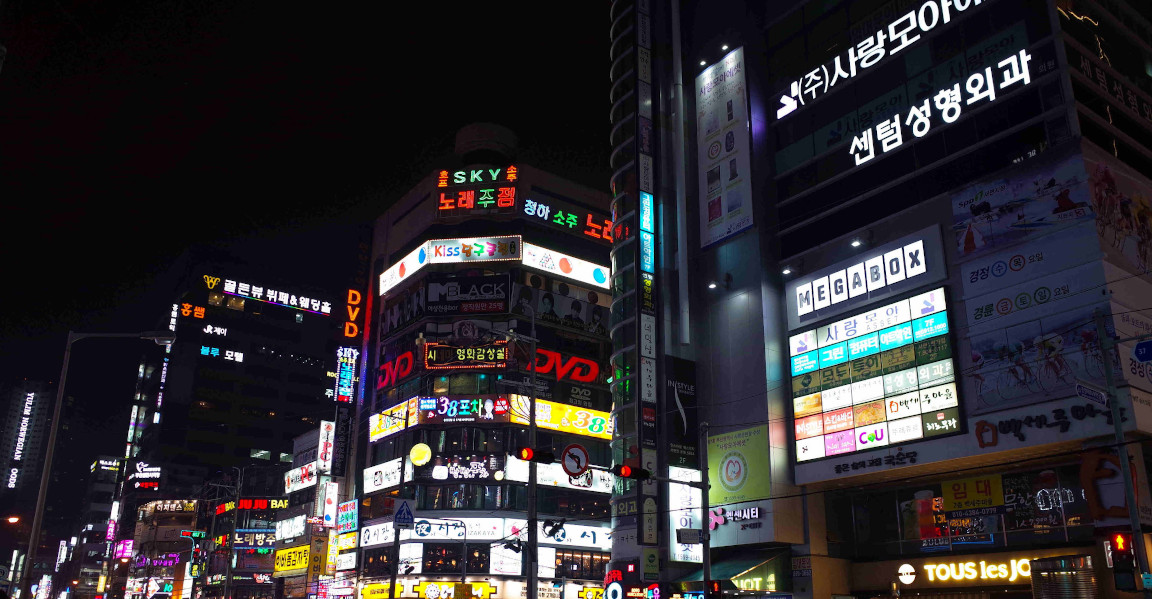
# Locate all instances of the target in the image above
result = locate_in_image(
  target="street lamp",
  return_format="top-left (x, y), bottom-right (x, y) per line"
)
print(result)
top-left (20, 331), bottom-right (176, 599)
top-left (502, 307), bottom-right (538, 599)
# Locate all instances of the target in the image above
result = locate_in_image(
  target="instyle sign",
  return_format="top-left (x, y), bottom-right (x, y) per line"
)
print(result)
top-left (784, 226), bottom-right (945, 329)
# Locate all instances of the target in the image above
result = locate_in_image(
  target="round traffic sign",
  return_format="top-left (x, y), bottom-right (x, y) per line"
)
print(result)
top-left (561, 443), bottom-right (590, 478)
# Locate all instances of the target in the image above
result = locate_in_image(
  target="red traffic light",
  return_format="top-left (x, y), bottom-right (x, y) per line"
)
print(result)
top-left (708, 580), bottom-right (721, 592)
top-left (516, 447), bottom-right (556, 463)
top-left (612, 464), bottom-right (650, 479)
top-left (1113, 532), bottom-right (1133, 555)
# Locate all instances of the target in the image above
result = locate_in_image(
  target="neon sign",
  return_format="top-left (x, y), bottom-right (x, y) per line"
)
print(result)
top-left (850, 50), bottom-right (1031, 167)
top-left (343, 289), bottom-right (364, 338)
top-left (775, 0), bottom-right (993, 120)
top-left (417, 395), bottom-right (510, 424)
top-left (424, 341), bottom-right (508, 369)
top-left (523, 197), bottom-right (613, 245)
top-left (333, 347), bottom-right (358, 403)
top-left (368, 398), bottom-right (416, 442)
top-left (436, 166), bottom-right (519, 217)
top-left (198, 346), bottom-right (244, 362)
top-left (220, 278), bottom-right (332, 315)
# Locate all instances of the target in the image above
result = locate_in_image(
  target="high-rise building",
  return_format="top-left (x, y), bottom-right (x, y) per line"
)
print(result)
top-left (610, 0), bottom-right (1152, 597)
top-left (356, 124), bottom-right (615, 599)
top-left (0, 380), bottom-right (53, 509)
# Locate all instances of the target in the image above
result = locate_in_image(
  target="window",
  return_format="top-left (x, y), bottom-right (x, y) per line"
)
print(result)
top-left (554, 550), bottom-right (609, 581)
top-left (279, 453), bottom-right (292, 463)
top-left (250, 449), bottom-right (271, 460)
top-left (226, 297), bottom-right (245, 311)
top-left (208, 292), bottom-right (224, 306)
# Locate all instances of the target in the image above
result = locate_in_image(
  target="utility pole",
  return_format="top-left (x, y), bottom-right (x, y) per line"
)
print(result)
top-left (1096, 308), bottom-right (1152, 596)
top-left (505, 309), bottom-right (539, 599)
top-left (699, 422), bottom-right (711, 590)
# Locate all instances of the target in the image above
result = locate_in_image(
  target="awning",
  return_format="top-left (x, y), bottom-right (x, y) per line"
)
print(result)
top-left (675, 553), bottom-right (784, 583)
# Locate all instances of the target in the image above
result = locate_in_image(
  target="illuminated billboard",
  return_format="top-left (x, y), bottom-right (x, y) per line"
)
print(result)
top-left (790, 288), bottom-right (961, 462)
top-left (435, 166), bottom-right (519, 219)
top-left (416, 395), bottom-right (511, 425)
top-left (424, 341), bottom-right (508, 370)
top-left (508, 395), bottom-right (612, 440)
top-left (379, 236), bottom-right (610, 296)
top-left (368, 397), bottom-right (417, 442)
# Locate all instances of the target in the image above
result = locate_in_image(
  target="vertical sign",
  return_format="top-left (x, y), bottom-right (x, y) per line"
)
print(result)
top-left (317, 421), bottom-right (335, 474)
top-left (697, 47), bottom-right (753, 247)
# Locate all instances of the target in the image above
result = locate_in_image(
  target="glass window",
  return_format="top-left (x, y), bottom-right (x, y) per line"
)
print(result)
top-left (423, 543), bottom-right (462, 574)
top-left (433, 376), bottom-right (450, 395)
top-left (450, 373), bottom-right (479, 395)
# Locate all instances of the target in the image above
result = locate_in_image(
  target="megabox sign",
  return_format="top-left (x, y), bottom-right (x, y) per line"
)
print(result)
top-left (785, 226), bottom-right (946, 330)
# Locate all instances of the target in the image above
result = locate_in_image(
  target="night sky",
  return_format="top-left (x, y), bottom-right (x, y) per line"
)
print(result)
top-left (0, 0), bottom-right (610, 495)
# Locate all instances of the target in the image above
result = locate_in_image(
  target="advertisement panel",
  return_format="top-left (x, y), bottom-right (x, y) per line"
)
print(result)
top-left (508, 395), bottom-right (613, 440)
top-left (273, 546), bottom-right (309, 574)
top-left (521, 242), bottom-right (611, 289)
top-left (696, 47), bottom-right (753, 247)
top-left (790, 288), bottom-right (962, 461)
top-left (667, 466), bottom-right (702, 563)
top-left (425, 273), bottom-right (510, 315)
top-left (951, 148), bottom-right (1093, 263)
top-left (284, 462), bottom-right (318, 494)
top-left (368, 398), bottom-right (416, 442)
top-left (707, 425), bottom-right (770, 506)
top-left (232, 530), bottom-right (276, 549)
top-left (379, 283), bottom-right (426, 337)
top-left (434, 165), bottom-right (519, 220)
top-left (317, 421), bottom-right (335, 474)
top-left (424, 341), bottom-right (508, 370)
top-left (428, 236), bottom-right (521, 264)
top-left (415, 395), bottom-right (511, 425)
top-left (504, 453), bottom-right (615, 494)
top-left (1084, 141), bottom-right (1152, 274)
top-left (511, 283), bottom-right (610, 338)
top-left (410, 454), bottom-right (504, 482)
top-left (362, 458), bottom-right (402, 494)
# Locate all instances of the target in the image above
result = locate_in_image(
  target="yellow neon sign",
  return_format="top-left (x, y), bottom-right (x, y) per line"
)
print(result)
top-left (921, 558), bottom-right (1031, 583)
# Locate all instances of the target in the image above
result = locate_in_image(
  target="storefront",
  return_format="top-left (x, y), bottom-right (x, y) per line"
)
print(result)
top-left (851, 547), bottom-right (1097, 598)
top-left (359, 578), bottom-right (604, 599)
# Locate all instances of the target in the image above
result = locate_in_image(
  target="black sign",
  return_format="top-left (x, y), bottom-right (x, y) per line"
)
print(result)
top-left (665, 356), bottom-right (698, 467)
top-left (426, 273), bottom-right (510, 315)
top-left (331, 404), bottom-right (352, 478)
top-left (411, 454), bottom-right (504, 482)
top-left (512, 283), bottom-right (608, 337)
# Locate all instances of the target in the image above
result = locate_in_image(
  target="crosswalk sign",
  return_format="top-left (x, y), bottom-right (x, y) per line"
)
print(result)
top-left (395, 500), bottom-right (415, 529)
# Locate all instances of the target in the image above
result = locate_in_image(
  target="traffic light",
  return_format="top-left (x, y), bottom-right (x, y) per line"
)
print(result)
top-left (1111, 531), bottom-right (1136, 591)
top-left (612, 464), bottom-right (651, 480)
top-left (706, 579), bottom-right (722, 599)
top-left (516, 447), bottom-right (556, 463)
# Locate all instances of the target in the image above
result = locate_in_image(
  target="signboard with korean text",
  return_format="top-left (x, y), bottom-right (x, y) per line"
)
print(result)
top-left (219, 277), bottom-right (333, 315)
top-left (504, 453), bottom-right (615, 494)
top-left (333, 348), bottom-right (358, 404)
top-left (410, 454), bottom-right (504, 482)
top-left (232, 529), bottom-right (276, 549)
top-left (426, 273), bottom-right (510, 315)
top-left (428, 236), bottom-right (521, 264)
top-left (509, 395), bottom-right (613, 440)
top-left (941, 474), bottom-right (1004, 512)
top-left (317, 421), bottom-right (335, 474)
top-left (707, 425), bottom-right (770, 505)
top-left (522, 192), bottom-right (614, 246)
top-left (275, 515), bottom-right (306, 541)
top-left (668, 466), bottom-right (702, 563)
top-left (435, 165), bottom-right (519, 219)
top-left (363, 458), bottom-right (402, 494)
top-left (284, 462), bottom-right (318, 494)
top-left (273, 546), bottom-right (309, 574)
top-left (336, 500), bottom-right (358, 534)
top-left (368, 398), bottom-right (416, 442)
top-left (791, 287), bottom-right (962, 463)
top-left (424, 341), bottom-right (508, 370)
top-left (785, 226), bottom-right (945, 329)
top-left (415, 395), bottom-right (511, 425)
top-left (696, 47), bottom-right (754, 248)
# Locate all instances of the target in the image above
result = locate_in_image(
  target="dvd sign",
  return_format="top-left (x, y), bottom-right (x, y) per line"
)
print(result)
top-left (426, 273), bottom-right (510, 315)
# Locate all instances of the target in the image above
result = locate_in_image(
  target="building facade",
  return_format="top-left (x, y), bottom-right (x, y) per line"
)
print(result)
top-left (356, 125), bottom-right (615, 599)
top-left (609, 0), bottom-right (1152, 597)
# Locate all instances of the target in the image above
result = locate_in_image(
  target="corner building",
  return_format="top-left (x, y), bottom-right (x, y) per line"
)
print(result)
top-left (360, 125), bottom-right (616, 599)
top-left (611, 0), bottom-right (1152, 597)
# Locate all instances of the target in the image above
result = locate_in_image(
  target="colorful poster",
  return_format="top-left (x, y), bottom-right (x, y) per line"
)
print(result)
top-left (696, 47), bottom-right (753, 247)
top-left (951, 149), bottom-right (1094, 262)
top-left (1083, 141), bottom-right (1152, 274)
top-left (707, 425), bottom-right (770, 506)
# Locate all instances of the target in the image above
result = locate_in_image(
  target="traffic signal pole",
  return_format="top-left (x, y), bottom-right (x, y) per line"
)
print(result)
top-left (700, 422), bottom-right (711, 594)
top-left (1095, 309), bottom-right (1152, 596)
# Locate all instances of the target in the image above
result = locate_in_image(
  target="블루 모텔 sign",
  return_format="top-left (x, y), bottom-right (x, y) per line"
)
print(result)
top-left (784, 226), bottom-right (946, 330)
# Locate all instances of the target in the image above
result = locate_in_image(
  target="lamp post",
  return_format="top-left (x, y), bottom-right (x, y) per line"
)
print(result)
top-left (503, 308), bottom-right (538, 599)
top-left (20, 331), bottom-right (175, 599)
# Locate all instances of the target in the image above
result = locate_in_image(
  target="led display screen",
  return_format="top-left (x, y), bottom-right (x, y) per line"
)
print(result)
top-left (790, 288), bottom-right (960, 462)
